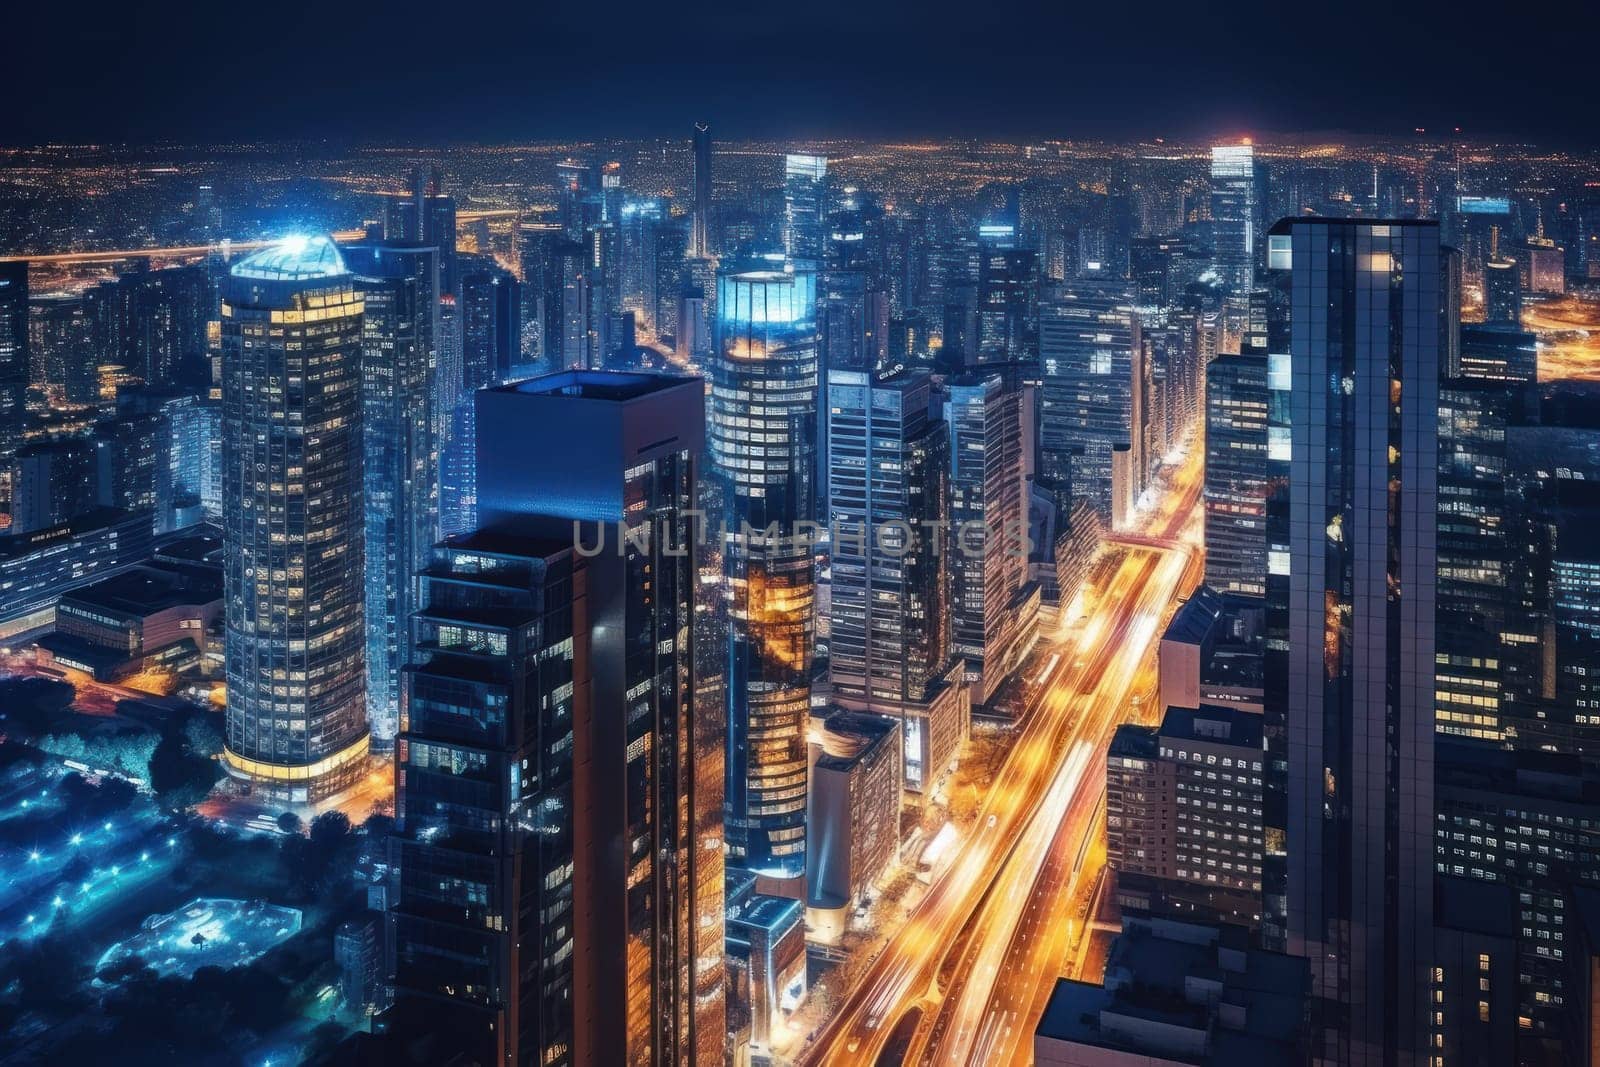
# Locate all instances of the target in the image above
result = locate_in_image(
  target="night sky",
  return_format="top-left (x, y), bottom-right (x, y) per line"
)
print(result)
top-left (9, 0), bottom-right (1596, 145)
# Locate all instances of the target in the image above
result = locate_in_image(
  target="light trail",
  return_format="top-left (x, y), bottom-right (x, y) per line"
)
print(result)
top-left (797, 438), bottom-right (1205, 1067)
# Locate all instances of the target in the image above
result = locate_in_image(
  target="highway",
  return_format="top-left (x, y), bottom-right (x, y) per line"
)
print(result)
top-left (797, 443), bottom-right (1204, 1067)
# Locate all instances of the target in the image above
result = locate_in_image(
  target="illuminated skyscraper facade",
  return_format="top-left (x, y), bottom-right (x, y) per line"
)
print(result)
top-left (1202, 352), bottom-right (1268, 597)
top-left (346, 242), bottom-right (439, 749)
top-left (826, 369), bottom-right (948, 777)
top-left (0, 260), bottom-right (28, 445)
top-left (711, 268), bottom-right (817, 889)
top-left (782, 153), bottom-right (828, 263)
top-left (393, 370), bottom-right (718, 1067)
top-left (1210, 144), bottom-right (1258, 302)
top-left (1038, 283), bottom-right (1142, 522)
top-left (691, 122), bottom-right (712, 259)
top-left (220, 235), bottom-right (369, 802)
top-left (945, 372), bottom-right (1026, 704)
top-left (1264, 219), bottom-right (1439, 1064)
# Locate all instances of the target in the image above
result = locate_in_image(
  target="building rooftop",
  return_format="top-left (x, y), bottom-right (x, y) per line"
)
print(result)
top-left (1109, 723), bottom-right (1159, 760)
top-left (1036, 918), bottom-right (1307, 1067)
top-left (58, 564), bottom-right (221, 617)
top-left (1163, 586), bottom-right (1226, 647)
top-left (1160, 704), bottom-right (1264, 750)
top-left (499, 369), bottom-right (696, 403)
top-left (230, 234), bottom-right (347, 281)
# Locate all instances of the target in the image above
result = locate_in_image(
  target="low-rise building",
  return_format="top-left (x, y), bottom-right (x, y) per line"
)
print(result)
top-left (0, 508), bottom-right (154, 641)
top-left (40, 559), bottom-right (222, 682)
top-left (725, 871), bottom-right (807, 1054)
top-left (1106, 704), bottom-right (1264, 928)
top-left (1033, 916), bottom-right (1308, 1067)
top-left (807, 710), bottom-right (903, 941)
top-left (1157, 587), bottom-right (1264, 714)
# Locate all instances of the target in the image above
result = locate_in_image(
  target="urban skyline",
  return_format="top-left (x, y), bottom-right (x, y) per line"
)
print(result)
top-left (1, 102), bottom-right (1600, 1067)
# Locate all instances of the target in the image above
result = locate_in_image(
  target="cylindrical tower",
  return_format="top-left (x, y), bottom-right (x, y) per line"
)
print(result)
top-left (710, 267), bottom-right (817, 889)
top-left (221, 234), bottom-right (369, 804)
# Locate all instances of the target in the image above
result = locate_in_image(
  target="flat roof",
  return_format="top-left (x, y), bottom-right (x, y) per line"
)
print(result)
top-left (499, 369), bottom-right (698, 403)
top-left (59, 565), bottom-right (220, 616)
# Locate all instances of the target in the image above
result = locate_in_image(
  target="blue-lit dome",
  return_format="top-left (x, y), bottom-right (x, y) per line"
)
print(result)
top-left (230, 234), bottom-right (347, 281)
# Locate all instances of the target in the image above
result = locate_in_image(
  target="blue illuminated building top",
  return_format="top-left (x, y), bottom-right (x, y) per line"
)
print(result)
top-left (718, 269), bottom-right (816, 327)
top-left (230, 234), bottom-right (348, 281)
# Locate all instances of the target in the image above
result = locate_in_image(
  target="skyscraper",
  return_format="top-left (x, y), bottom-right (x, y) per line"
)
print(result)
top-left (1202, 352), bottom-right (1268, 597)
top-left (1483, 256), bottom-right (1521, 325)
top-left (782, 153), bottom-right (828, 263)
top-left (1038, 283), bottom-right (1142, 522)
top-left (711, 267), bottom-right (818, 892)
top-left (220, 235), bottom-right (369, 803)
top-left (391, 369), bottom-right (720, 1067)
top-left (391, 532), bottom-right (580, 1066)
top-left (974, 246), bottom-right (1037, 367)
top-left (1210, 143), bottom-right (1259, 329)
top-left (945, 371), bottom-right (1026, 704)
top-left (477, 371), bottom-right (715, 1065)
top-left (1264, 218), bottom-right (1440, 1063)
top-left (345, 242), bottom-right (439, 749)
top-left (0, 260), bottom-right (28, 536)
top-left (826, 369), bottom-right (949, 783)
top-left (691, 121), bottom-right (712, 259)
top-left (443, 263), bottom-right (519, 535)
top-left (0, 260), bottom-right (29, 442)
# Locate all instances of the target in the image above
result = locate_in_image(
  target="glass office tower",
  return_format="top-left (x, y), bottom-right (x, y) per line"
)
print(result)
top-left (826, 370), bottom-right (948, 756)
top-left (0, 260), bottom-right (27, 450)
top-left (1210, 143), bottom-right (1258, 299)
top-left (1263, 219), bottom-right (1439, 1065)
top-left (945, 372), bottom-right (1026, 704)
top-left (691, 121), bottom-right (713, 259)
top-left (391, 535), bottom-right (579, 1067)
top-left (478, 371), bottom-right (717, 1066)
top-left (782, 153), bottom-right (828, 263)
top-left (220, 235), bottom-right (369, 802)
top-left (1202, 352), bottom-right (1269, 596)
top-left (346, 242), bottom-right (439, 749)
top-left (1038, 283), bottom-right (1142, 522)
top-left (711, 268), bottom-right (818, 890)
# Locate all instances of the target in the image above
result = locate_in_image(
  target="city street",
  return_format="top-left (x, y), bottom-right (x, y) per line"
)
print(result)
top-left (797, 444), bottom-right (1204, 1066)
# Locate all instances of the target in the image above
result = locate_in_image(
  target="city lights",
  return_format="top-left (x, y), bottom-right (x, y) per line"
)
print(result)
top-left (0, 23), bottom-right (1597, 1065)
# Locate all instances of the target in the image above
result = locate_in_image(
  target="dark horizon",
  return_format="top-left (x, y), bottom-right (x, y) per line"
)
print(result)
top-left (10, 0), bottom-right (1600, 148)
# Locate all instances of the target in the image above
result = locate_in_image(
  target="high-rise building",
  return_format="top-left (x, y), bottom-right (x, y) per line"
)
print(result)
top-left (392, 370), bottom-right (719, 1067)
top-left (1435, 379), bottom-right (1518, 743)
top-left (1202, 353), bottom-right (1269, 597)
top-left (1038, 283), bottom-right (1142, 522)
top-left (164, 392), bottom-right (221, 526)
top-left (1484, 256), bottom-right (1521, 325)
top-left (1263, 218), bottom-right (1440, 1062)
top-left (691, 122), bottom-right (713, 259)
top-left (443, 263), bottom-right (519, 535)
top-left (391, 532), bottom-right (580, 1066)
top-left (1210, 144), bottom-right (1259, 304)
top-left (29, 290), bottom-right (99, 407)
top-left (805, 710), bottom-right (902, 933)
top-left (345, 243), bottom-right (438, 749)
top-left (974, 247), bottom-right (1037, 366)
top-left (1458, 322), bottom-right (1536, 383)
top-left (945, 371), bottom-right (1027, 704)
top-left (477, 370), bottom-right (715, 1065)
top-left (782, 153), bottom-right (828, 263)
top-left (0, 261), bottom-right (28, 443)
top-left (220, 235), bottom-right (369, 803)
top-left (711, 268), bottom-right (818, 892)
top-left (826, 369), bottom-right (953, 786)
